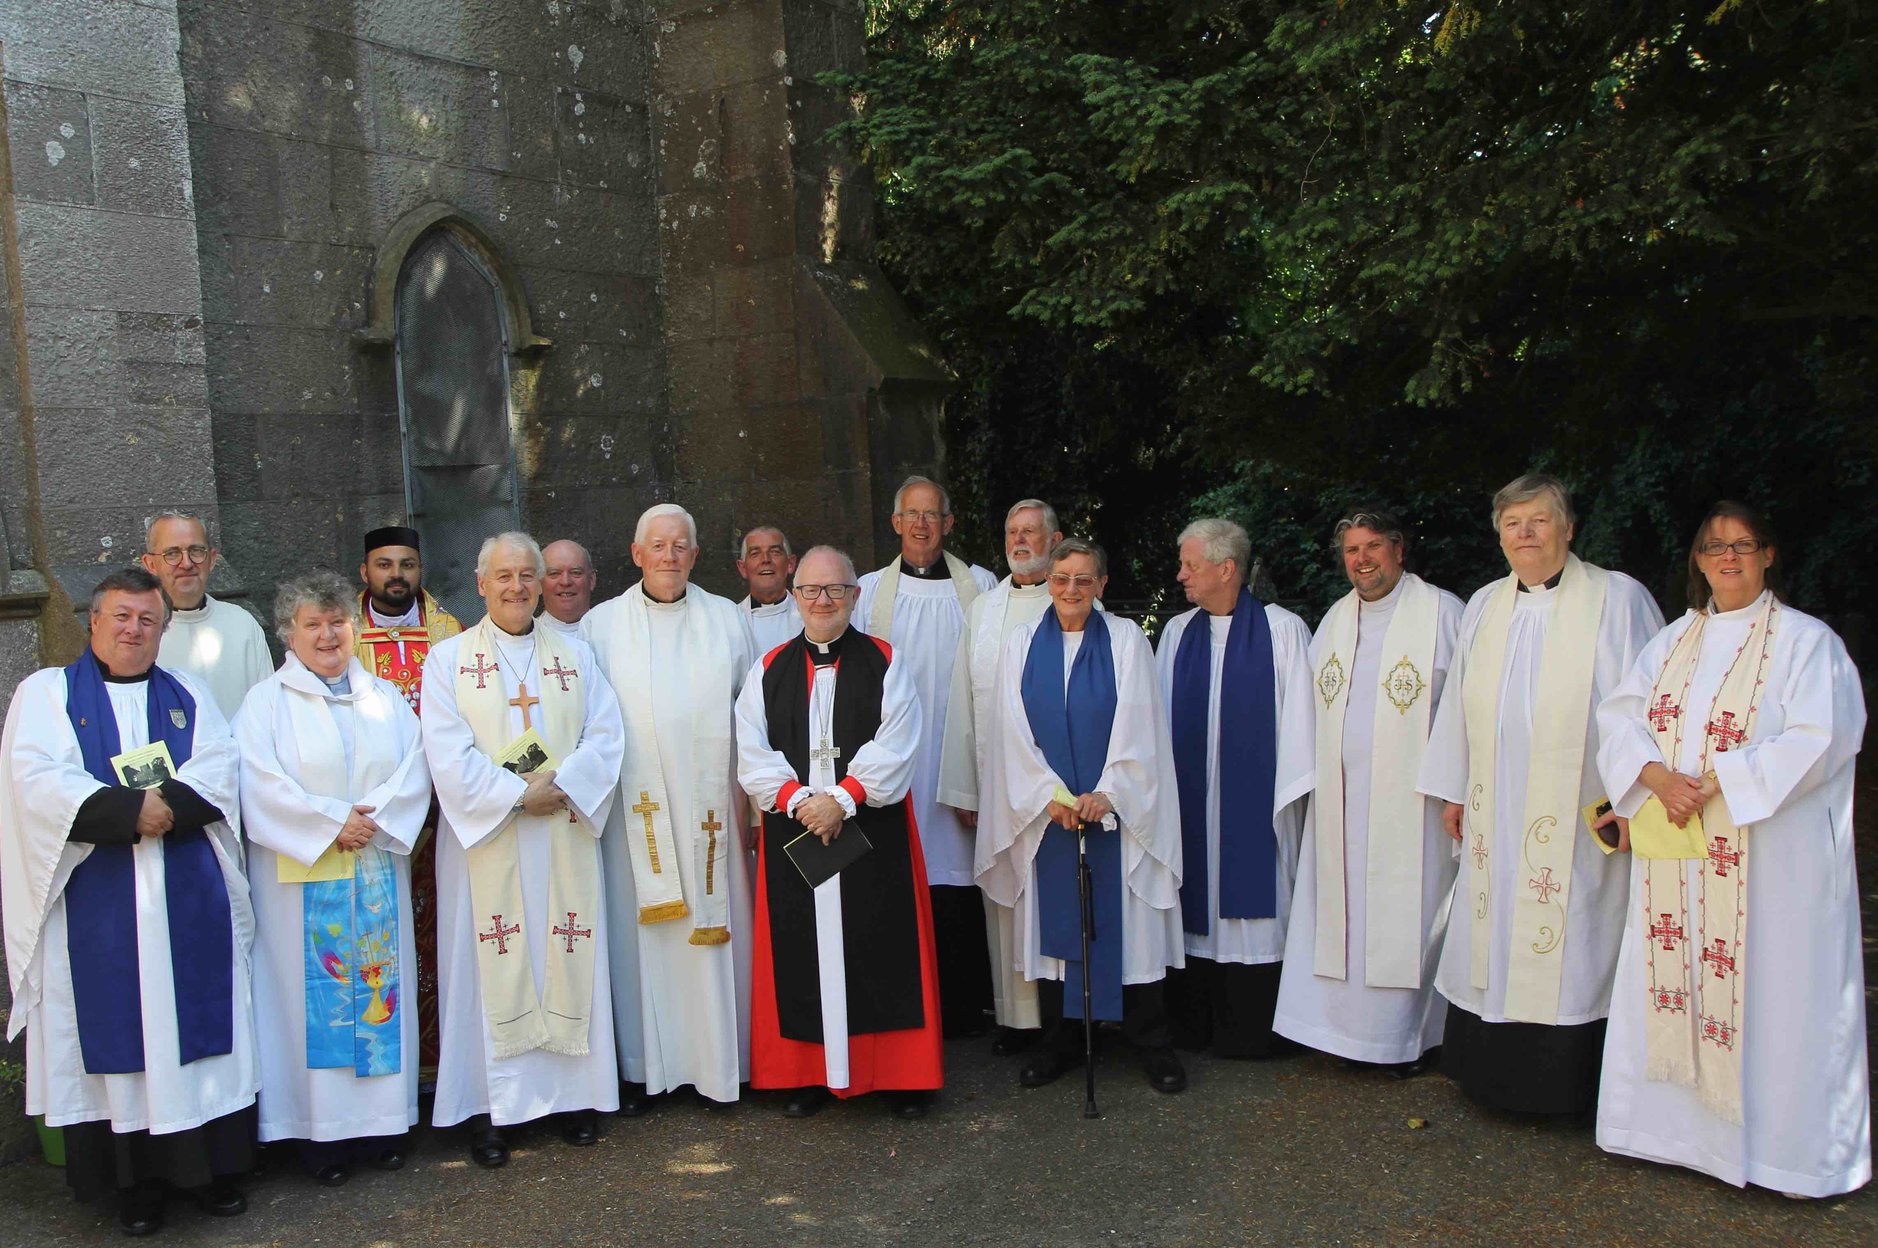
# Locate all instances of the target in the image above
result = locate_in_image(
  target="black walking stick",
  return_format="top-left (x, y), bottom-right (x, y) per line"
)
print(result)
top-left (1077, 821), bottom-right (1100, 1119)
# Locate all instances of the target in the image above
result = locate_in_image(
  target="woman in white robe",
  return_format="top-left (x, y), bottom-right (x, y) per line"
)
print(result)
top-left (1595, 502), bottom-right (1868, 1197)
top-left (235, 573), bottom-right (431, 1186)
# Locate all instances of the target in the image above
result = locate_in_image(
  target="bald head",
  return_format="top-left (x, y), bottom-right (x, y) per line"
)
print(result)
top-left (542, 539), bottom-right (596, 623)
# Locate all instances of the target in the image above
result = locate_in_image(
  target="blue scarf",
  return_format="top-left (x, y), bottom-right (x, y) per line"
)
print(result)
top-left (1170, 591), bottom-right (1278, 934)
top-left (1020, 609), bottom-right (1123, 1021)
top-left (62, 654), bottom-right (235, 1074)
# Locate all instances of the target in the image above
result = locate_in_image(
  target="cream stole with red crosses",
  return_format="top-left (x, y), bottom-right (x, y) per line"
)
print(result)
top-left (455, 618), bottom-right (598, 1059)
top-left (1640, 593), bottom-right (1776, 1125)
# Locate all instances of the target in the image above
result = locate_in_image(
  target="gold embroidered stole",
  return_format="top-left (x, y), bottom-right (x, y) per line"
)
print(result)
top-left (454, 618), bottom-right (599, 1059)
top-left (1640, 594), bottom-right (1775, 1124)
top-left (867, 550), bottom-right (981, 638)
top-left (1460, 554), bottom-right (1606, 1023)
top-left (1311, 575), bottom-right (1440, 987)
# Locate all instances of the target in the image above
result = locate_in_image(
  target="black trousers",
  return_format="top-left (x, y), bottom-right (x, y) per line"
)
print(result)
top-left (63, 1103), bottom-right (256, 1204)
top-left (293, 1131), bottom-right (409, 1172)
top-left (929, 884), bottom-right (993, 1036)
top-left (1038, 977), bottom-right (1171, 1052)
top-left (1164, 957), bottom-right (1286, 1058)
top-left (1441, 1003), bottom-right (1607, 1115)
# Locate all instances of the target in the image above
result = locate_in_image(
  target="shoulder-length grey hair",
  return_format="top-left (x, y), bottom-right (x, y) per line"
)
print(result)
top-left (273, 570), bottom-right (358, 643)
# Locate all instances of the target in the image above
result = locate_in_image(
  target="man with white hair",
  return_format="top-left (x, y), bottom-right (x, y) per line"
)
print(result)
top-left (856, 476), bottom-right (998, 1038)
top-left (420, 532), bottom-right (626, 1165)
top-left (1155, 518), bottom-right (1316, 1059)
top-left (583, 504), bottom-right (758, 1114)
top-left (1416, 473), bottom-right (1661, 1115)
top-left (737, 525), bottom-right (803, 654)
top-left (539, 539), bottom-right (598, 637)
top-left (937, 498), bottom-right (1064, 1053)
top-left (140, 510), bottom-right (272, 719)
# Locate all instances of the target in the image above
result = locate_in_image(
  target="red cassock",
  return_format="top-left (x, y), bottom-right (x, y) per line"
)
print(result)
top-left (748, 635), bottom-right (943, 1095)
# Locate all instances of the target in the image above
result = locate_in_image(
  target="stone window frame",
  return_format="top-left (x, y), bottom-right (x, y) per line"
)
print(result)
top-left (354, 201), bottom-right (551, 356)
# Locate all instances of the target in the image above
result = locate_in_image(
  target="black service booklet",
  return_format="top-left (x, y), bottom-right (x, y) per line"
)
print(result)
top-left (784, 820), bottom-right (873, 889)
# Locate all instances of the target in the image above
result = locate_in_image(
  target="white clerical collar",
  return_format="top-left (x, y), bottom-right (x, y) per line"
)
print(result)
top-left (1707, 589), bottom-right (1771, 622)
top-left (900, 555), bottom-right (943, 578)
top-left (369, 598), bottom-right (422, 628)
top-left (538, 613), bottom-right (582, 635)
top-left (280, 653), bottom-right (370, 701)
top-left (748, 596), bottom-right (790, 615)
top-left (171, 595), bottom-right (214, 622)
top-left (1358, 575), bottom-right (1407, 617)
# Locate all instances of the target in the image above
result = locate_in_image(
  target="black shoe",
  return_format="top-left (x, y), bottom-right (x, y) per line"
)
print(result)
top-left (1018, 1048), bottom-right (1083, 1088)
top-left (617, 1081), bottom-right (656, 1118)
top-left (313, 1162), bottom-right (351, 1187)
top-left (1384, 1056), bottom-right (1435, 1080)
top-left (465, 1114), bottom-right (508, 1168)
top-left (369, 1148), bottom-right (405, 1172)
top-left (990, 1026), bottom-right (1040, 1057)
top-left (782, 1086), bottom-right (834, 1119)
top-left (197, 1180), bottom-right (248, 1217)
top-left (116, 1186), bottom-right (164, 1237)
top-left (1142, 1046), bottom-right (1188, 1094)
top-left (560, 1111), bottom-right (599, 1146)
top-left (885, 1091), bottom-right (930, 1119)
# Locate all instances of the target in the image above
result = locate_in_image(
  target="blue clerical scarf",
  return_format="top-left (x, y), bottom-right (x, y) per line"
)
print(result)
top-left (62, 654), bottom-right (235, 1074)
top-left (1021, 609), bottom-right (1123, 1022)
top-left (304, 845), bottom-right (402, 1078)
top-left (1170, 590), bottom-right (1278, 934)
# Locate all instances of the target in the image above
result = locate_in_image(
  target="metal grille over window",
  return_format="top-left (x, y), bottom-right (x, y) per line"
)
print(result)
top-left (393, 230), bottom-right (520, 624)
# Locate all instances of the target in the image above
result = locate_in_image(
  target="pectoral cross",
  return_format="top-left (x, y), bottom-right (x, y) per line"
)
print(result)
top-left (633, 791), bottom-right (663, 873)
top-left (700, 809), bottom-right (723, 895)
top-left (541, 657), bottom-right (579, 692)
top-left (508, 680), bottom-right (539, 729)
top-left (810, 736), bottom-right (842, 769)
top-left (460, 652), bottom-right (499, 689)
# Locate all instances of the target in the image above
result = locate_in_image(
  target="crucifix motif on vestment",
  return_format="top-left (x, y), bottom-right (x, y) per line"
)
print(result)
top-left (633, 791), bottom-right (663, 872)
top-left (700, 810), bottom-right (723, 894)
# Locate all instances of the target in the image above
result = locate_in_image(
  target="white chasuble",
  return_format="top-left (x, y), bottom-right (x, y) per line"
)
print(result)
top-left (978, 614), bottom-right (1184, 986)
top-left (421, 626), bottom-right (624, 1128)
top-left (158, 594), bottom-right (275, 721)
top-left (235, 657), bottom-right (430, 1142)
top-left (585, 584), bottom-right (756, 1101)
top-left (742, 594), bottom-right (803, 656)
top-left (1418, 558), bottom-right (1662, 1027)
top-left (937, 576), bottom-right (1053, 1031)
top-left (1152, 605), bottom-right (1316, 964)
top-left (1595, 597), bottom-right (1869, 1195)
top-left (1, 667), bottom-right (257, 1134)
top-left (1272, 576), bottom-right (1462, 1065)
top-left (856, 555), bottom-right (998, 886)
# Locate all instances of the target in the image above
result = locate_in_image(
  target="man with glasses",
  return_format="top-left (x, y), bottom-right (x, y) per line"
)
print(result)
top-left (736, 546), bottom-right (943, 1118)
top-left (855, 476), bottom-right (998, 1039)
top-left (141, 511), bottom-right (272, 719)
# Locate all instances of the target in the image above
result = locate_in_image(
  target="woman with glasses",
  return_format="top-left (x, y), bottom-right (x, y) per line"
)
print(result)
top-left (234, 572), bottom-right (431, 1187)
top-left (1594, 502), bottom-right (1869, 1197)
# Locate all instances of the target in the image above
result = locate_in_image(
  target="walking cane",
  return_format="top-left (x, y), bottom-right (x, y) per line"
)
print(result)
top-left (1077, 821), bottom-right (1099, 1119)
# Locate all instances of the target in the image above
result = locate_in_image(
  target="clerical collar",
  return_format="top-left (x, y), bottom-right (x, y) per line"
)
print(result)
top-left (319, 671), bottom-right (352, 695)
top-left (807, 628), bottom-right (848, 666)
top-left (900, 556), bottom-right (942, 578)
top-left (1517, 569), bottom-right (1565, 593)
top-left (369, 598), bottom-right (421, 628)
top-left (171, 596), bottom-right (212, 621)
top-left (90, 649), bottom-right (151, 684)
top-left (749, 592), bottom-right (788, 608)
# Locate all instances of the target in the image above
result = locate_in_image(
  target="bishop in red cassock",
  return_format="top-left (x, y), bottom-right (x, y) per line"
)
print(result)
top-left (733, 545), bottom-right (942, 1119)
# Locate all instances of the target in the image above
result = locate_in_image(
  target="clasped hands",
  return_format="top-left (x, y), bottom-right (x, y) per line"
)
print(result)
top-left (135, 787), bottom-right (175, 838)
top-left (519, 768), bottom-right (571, 818)
top-left (1641, 762), bottom-right (1719, 828)
top-left (795, 792), bottom-right (847, 845)
top-left (1047, 791), bottom-right (1113, 831)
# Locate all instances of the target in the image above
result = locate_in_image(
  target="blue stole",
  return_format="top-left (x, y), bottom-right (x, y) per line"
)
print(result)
top-left (62, 654), bottom-right (234, 1074)
top-left (1020, 610), bottom-right (1123, 1021)
top-left (1170, 590), bottom-right (1278, 934)
top-left (304, 847), bottom-right (402, 1077)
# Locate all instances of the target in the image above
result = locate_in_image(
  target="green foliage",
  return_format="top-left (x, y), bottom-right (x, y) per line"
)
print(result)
top-left (831, 1), bottom-right (1878, 640)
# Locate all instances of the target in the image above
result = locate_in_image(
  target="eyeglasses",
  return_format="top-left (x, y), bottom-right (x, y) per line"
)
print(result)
top-left (895, 510), bottom-right (945, 525)
top-left (1698, 539), bottom-right (1763, 557)
top-left (1048, 573), bottom-right (1099, 590)
top-left (153, 545), bottom-right (211, 566)
top-left (795, 583), bottom-right (857, 601)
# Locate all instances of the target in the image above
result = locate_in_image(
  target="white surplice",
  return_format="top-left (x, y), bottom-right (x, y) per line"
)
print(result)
top-left (421, 628), bottom-right (625, 1128)
top-left (855, 560), bottom-right (998, 885)
top-left (978, 616), bottom-right (1184, 987)
top-left (158, 594), bottom-right (275, 721)
top-left (1594, 596), bottom-right (1870, 1196)
top-left (1416, 568), bottom-right (1662, 1024)
top-left (234, 656), bottom-right (431, 1143)
top-left (742, 595), bottom-right (803, 656)
top-left (937, 576), bottom-right (1053, 1030)
top-left (584, 585), bottom-right (756, 1103)
top-left (536, 613), bottom-right (584, 640)
top-left (1154, 605), bottom-right (1317, 964)
top-left (734, 632), bottom-right (923, 1088)
top-left (1, 664), bottom-right (257, 1134)
top-left (1274, 577), bottom-right (1464, 1063)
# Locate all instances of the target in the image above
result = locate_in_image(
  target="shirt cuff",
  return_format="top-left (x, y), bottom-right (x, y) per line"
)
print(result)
top-left (837, 775), bottom-right (867, 808)
top-left (778, 780), bottom-right (805, 815)
top-left (828, 785), bottom-right (858, 819)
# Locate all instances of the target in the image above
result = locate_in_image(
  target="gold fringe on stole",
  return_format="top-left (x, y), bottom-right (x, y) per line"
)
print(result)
top-left (687, 927), bottom-right (731, 946)
top-left (639, 898), bottom-right (691, 925)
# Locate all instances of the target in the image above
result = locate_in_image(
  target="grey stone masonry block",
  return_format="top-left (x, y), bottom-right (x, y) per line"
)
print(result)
top-left (554, 86), bottom-right (652, 193)
top-left (717, 79), bottom-right (792, 183)
top-left (518, 267), bottom-right (661, 350)
top-left (366, 46), bottom-right (511, 170)
top-left (199, 236), bottom-right (372, 331)
top-left (202, 324), bottom-right (359, 414)
top-left (180, 10), bottom-right (372, 149)
top-left (533, 341), bottom-right (663, 416)
top-left (518, 411), bottom-right (662, 491)
top-left (1, 0), bottom-right (188, 107)
top-left (117, 312), bottom-right (209, 367)
top-left (779, 0), bottom-right (867, 80)
top-left (23, 308), bottom-right (119, 409)
top-left (4, 81), bottom-right (95, 207)
top-left (90, 98), bottom-right (195, 218)
top-left (188, 124), bottom-right (285, 239)
top-left (657, 0), bottom-right (789, 96)
top-left (15, 201), bottom-right (204, 314)
top-left (35, 405), bottom-right (216, 519)
top-left (253, 412), bottom-right (405, 501)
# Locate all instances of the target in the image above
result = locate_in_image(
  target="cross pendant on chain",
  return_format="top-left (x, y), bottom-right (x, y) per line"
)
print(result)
top-left (810, 735), bottom-right (842, 769)
top-left (508, 680), bottom-right (540, 730)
